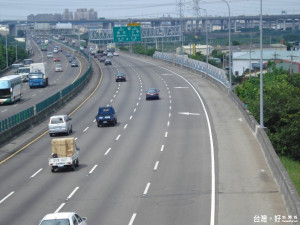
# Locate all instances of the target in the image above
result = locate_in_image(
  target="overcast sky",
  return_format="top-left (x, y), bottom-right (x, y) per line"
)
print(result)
top-left (0, 0), bottom-right (300, 20)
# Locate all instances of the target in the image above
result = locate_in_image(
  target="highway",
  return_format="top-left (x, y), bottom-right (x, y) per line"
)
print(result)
top-left (0, 52), bottom-right (290, 225)
top-left (0, 38), bottom-right (88, 120)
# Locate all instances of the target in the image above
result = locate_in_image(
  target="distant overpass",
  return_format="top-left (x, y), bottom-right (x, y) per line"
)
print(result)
top-left (2, 14), bottom-right (300, 36)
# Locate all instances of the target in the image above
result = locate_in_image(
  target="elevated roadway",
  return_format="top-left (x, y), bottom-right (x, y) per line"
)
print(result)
top-left (0, 52), bottom-right (291, 225)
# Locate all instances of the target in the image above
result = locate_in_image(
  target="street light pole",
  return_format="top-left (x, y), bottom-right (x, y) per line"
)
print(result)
top-left (221, 0), bottom-right (232, 90)
top-left (201, 8), bottom-right (209, 76)
top-left (259, 0), bottom-right (264, 128)
top-left (6, 34), bottom-right (8, 68)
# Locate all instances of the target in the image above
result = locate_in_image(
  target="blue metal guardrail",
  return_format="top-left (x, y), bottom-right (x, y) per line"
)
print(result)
top-left (153, 51), bottom-right (229, 88)
top-left (0, 50), bottom-right (91, 134)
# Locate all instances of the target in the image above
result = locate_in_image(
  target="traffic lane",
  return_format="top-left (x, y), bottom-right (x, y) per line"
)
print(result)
top-left (0, 51), bottom-right (87, 120)
top-left (57, 73), bottom-right (172, 225)
top-left (151, 59), bottom-right (290, 224)
top-left (133, 82), bottom-right (211, 225)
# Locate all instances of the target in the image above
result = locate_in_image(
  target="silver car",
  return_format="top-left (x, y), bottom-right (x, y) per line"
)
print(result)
top-left (48, 115), bottom-right (72, 136)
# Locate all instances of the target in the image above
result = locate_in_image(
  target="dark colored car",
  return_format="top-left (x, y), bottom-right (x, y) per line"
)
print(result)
top-left (95, 106), bottom-right (117, 127)
top-left (115, 73), bottom-right (126, 82)
top-left (146, 88), bottom-right (160, 100)
top-left (104, 59), bottom-right (112, 65)
top-left (71, 60), bottom-right (79, 67)
top-left (99, 57), bottom-right (106, 62)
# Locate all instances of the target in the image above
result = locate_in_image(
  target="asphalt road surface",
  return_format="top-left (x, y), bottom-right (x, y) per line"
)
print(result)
top-left (0, 52), bottom-right (290, 225)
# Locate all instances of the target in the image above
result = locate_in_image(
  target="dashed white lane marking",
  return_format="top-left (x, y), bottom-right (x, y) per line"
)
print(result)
top-left (129, 115), bottom-right (133, 120)
top-left (83, 127), bottom-right (89, 132)
top-left (139, 97), bottom-right (141, 100)
top-left (110, 99), bottom-right (113, 102)
top-left (115, 134), bottom-right (121, 141)
top-left (160, 145), bottom-right (165, 152)
top-left (169, 106), bottom-right (172, 110)
top-left (167, 121), bottom-right (170, 127)
top-left (66, 187), bottom-right (79, 200)
top-left (0, 191), bottom-right (14, 204)
top-left (55, 203), bottom-right (65, 213)
top-left (105, 148), bottom-right (111, 155)
top-left (169, 113), bottom-right (171, 118)
top-left (154, 161), bottom-right (159, 171)
top-left (124, 124), bottom-right (128, 129)
top-left (89, 165), bottom-right (98, 174)
top-left (136, 102), bottom-right (139, 106)
top-left (143, 183), bottom-right (151, 196)
top-left (133, 108), bottom-right (137, 112)
top-left (1, 109), bottom-right (7, 113)
top-left (114, 95), bottom-right (116, 98)
top-left (165, 132), bottom-right (168, 137)
top-left (30, 168), bottom-right (43, 178)
top-left (128, 213), bottom-right (137, 225)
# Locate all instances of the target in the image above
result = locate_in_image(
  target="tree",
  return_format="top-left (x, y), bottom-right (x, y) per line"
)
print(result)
top-left (235, 71), bottom-right (300, 160)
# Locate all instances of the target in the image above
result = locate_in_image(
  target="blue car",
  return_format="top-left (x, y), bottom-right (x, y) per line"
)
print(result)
top-left (95, 106), bottom-right (117, 127)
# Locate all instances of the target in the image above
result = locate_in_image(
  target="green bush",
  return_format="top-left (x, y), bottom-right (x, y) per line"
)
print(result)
top-left (235, 68), bottom-right (300, 160)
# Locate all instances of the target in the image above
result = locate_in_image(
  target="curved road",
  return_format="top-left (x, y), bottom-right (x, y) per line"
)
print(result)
top-left (0, 52), bottom-right (290, 225)
top-left (0, 39), bottom-right (88, 120)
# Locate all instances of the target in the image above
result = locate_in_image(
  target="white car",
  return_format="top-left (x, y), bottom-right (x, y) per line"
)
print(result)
top-left (48, 115), bottom-right (72, 136)
top-left (55, 64), bottom-right (63, 72)
top-left (39, 212), bottom-right (87, 225)
top-left (47, 52), bottom-right (53, 58)
top-left (113, 51), bottom-right (119, 56)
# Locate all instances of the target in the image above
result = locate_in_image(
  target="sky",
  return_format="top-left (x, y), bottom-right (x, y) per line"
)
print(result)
top-left (0, 0), bottom-right (300, 20)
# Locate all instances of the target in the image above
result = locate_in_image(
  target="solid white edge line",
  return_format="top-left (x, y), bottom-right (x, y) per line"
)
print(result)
top-left (54, 203), bottom-right (65, 213)
top-left (0, 191), bottom-right (14, 204)
top-left (30, 168), bottom-right (43, 178)
top-left (67, 186), bottom-right (79, 200)
top-left (127, 57), bottom-right (216, 225)
top-left (89, 165), bottom-right (98, 174)
top-left (143, 183), bottom-right (151, 196)
top-left (105, 148), bottom-right (111, 155)
top-left (154, 161), bottom-right (159, 170)
top-left (128, 213), bottom-right (137, 225)
top-left (160, 145), bottom-right (164, 152)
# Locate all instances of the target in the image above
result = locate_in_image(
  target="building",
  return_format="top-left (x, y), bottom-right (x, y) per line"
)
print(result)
top-left (232, 49), bottom-right (300, 76)
top-left (74, 8), bottom-right (97, 21)
top-left (62, 9), bottom-right (73, 21)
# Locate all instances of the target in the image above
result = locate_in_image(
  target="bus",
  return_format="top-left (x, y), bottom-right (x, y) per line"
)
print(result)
top-left (0, 75), bottom-right (22, 104)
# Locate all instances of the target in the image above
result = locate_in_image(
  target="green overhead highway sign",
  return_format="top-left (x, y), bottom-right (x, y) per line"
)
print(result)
top-left (113, 26), bottom-right (141, 43)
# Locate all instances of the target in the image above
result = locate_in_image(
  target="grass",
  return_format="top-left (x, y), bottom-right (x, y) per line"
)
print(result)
top-left (279, 156), bottom-right (300, 196)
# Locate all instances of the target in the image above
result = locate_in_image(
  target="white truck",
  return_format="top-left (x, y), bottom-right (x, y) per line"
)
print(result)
top-left (49, 137), bottom-right (80, 172)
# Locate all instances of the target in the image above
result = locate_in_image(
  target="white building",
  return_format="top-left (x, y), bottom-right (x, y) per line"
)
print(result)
top-left (232, 49), bottom-right (300, 76)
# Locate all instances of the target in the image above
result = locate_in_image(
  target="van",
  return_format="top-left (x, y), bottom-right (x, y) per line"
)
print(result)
top-left (48, 115), bottom-right (72, 136)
